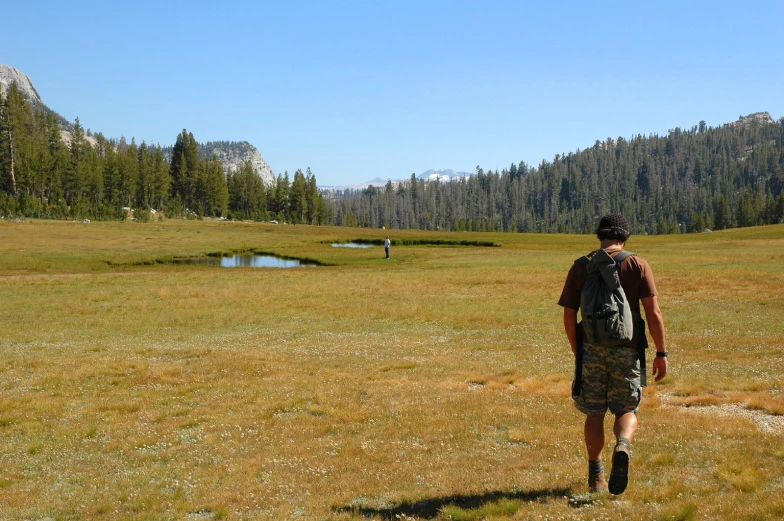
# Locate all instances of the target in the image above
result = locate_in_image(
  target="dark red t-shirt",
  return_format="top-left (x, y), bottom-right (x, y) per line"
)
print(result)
top-left (558, 249), bottom-right (658, 313)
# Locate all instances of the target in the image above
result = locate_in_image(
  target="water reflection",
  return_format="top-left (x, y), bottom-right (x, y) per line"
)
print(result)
top-left (331, 243), bottom-right (373, 248)
top-left (186, 254), bottom-right (317, 268)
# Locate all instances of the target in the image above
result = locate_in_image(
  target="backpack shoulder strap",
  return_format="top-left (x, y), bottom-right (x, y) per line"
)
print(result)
top-left (613, 250), bottom-right (635, 266)
top-left (575, 249), bottom-right (599, 269)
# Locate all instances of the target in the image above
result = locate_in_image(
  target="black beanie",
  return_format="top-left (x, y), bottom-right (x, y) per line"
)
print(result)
top-left (598, 214), bottom-right (629, 234)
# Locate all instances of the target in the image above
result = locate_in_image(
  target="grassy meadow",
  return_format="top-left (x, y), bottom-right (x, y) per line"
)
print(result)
top-left (1, 219), bottom-right (783, 521)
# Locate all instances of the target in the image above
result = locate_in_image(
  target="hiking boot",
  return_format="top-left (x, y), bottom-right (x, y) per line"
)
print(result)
top-left (588, 471), bottom-right (607, 493)
top-left (608, 440), bottom-right (631, 495)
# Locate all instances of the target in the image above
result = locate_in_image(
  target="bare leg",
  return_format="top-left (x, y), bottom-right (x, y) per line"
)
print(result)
top-left (584, 414), bottom-right (607, 492)
top-left (613, 411), bottom-right (637, 443)
top-left (608, 411), bottom-right (636, 495)
top-left (584, 414), bottom-right (606, 460)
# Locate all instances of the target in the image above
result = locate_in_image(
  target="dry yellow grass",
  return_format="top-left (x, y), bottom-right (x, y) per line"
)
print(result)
top-left (0, 219), bottom-right (783, 520)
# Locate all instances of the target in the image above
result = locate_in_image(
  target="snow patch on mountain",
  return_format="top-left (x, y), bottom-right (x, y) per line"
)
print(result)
top-left (320, 169), bottom-right (473, 190)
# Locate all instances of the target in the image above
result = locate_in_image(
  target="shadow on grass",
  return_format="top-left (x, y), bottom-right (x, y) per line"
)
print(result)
top-left (334, 486), bottom-right (572, 519)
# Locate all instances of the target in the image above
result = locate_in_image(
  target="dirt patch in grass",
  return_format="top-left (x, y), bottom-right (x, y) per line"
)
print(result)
top-left (662, 394), bottom-right (784, 435)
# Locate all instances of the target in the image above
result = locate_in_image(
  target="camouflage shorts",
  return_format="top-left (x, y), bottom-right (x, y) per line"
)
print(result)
top-left (573, 343), bottom-right (641, 416)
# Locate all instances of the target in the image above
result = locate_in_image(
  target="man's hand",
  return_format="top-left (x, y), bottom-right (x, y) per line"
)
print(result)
top-left (652, 356), bottom-right (668, 382)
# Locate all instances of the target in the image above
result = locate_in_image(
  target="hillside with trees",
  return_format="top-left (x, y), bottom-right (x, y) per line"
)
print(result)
top-left (3, 76), bottom-right (781, 234)
top-left (328, 114), bottom-right (784, 234)
top-left (0, 83), bottom-right (327, 224)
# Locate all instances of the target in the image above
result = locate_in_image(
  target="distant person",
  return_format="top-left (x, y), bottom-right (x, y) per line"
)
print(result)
top-left (384, 236), bottom-right (390, 259)
top-left (558, 214), bottom-right (668, 495)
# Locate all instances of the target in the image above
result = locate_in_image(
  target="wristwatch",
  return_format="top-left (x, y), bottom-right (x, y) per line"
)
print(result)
top-left (656, 351), bottom-right (668, 358)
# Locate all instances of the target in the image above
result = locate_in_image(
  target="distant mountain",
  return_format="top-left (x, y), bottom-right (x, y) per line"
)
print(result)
top-left (1, 63), bottom-right (275, 186)
top-left (417, 169), bottom-right (472, 182)
top-left (362, 177), bottom-right (395, 187)
top-left (319, 178), bottom-right (391, 191)
top-left (321, 169), bottom-right (474, 190)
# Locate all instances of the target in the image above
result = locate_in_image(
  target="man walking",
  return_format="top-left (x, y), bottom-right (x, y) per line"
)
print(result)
top-left (558, 214), bottom-right (668, 495)
top-left (384, 236), bottom-right (390, 259)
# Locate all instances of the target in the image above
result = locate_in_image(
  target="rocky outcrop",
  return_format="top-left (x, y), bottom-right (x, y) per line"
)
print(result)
top-left (2, 62), bottom-right (276, 186)
top-left (201, 141), bottom-right (275, 186)
top-left (59, 129), bottom-right (99, 149)
top-left (734, 112), bottom-right (775, 127)
top-left (0, 64), bottom-right (44, 104)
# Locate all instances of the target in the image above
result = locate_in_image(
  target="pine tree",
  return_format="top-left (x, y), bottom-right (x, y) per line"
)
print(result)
top-left (152, 147), bottom-right (170, 211)
top-left (169, 129), bottom-right (200, 212)
top-left (290, 169), bottom-right (308, 224)
top-left (64, 117), bottom-right (88, 205)
top-left (0, 88), bottom-right (11, 195)
top-left (117, 138), bottom-right (138, 207)
top-left (2, 83), bottom-right (33, 197)
top-left (201, 159), bottom-right (228, 217)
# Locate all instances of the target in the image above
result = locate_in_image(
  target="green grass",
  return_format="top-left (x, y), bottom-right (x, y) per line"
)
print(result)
top-left (1, 219), bottom-right (783, 520)
top-left (439, 497), bottom-right (523, 520)
top-left (347, 237), bottom-right (501, 247)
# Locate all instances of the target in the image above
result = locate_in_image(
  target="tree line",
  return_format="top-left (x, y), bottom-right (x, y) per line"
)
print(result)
top-left (4, 77), bottom-right (782, 234)
top-left (0, 83), bottom-right (328, 224)
top-left (327, 116), bottom-right (784, 234)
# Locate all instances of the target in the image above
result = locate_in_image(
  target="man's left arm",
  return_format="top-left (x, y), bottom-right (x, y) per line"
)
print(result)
top-left (641, 295), bottom-right (668, 381)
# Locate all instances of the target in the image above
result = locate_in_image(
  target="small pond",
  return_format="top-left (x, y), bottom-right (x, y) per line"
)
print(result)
top-left (183, 253), bottom-right (318, 268)
top-left (331, 243), bottom-right (373, 248)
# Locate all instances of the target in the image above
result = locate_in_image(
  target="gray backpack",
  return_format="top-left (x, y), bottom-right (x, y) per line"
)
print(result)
top-left (577, 249), bottom-right (635, 347)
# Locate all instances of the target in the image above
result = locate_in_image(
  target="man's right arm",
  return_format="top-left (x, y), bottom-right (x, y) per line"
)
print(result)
top-left (563, 307), bottom-right (579, 356)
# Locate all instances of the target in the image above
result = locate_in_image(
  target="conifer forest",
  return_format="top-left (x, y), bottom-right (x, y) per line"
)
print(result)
top-left (0, 84), bottom-right (328, 224)
top-left (2, 81), bottom-right (783, 234)
top-left (329, 116), bottom-right (784, 234)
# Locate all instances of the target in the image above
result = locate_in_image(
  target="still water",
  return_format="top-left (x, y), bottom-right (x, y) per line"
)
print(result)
top-left (185, 254), bottom-right (318, 268)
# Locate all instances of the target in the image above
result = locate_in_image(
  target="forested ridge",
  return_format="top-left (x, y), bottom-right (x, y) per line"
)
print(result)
top-left (328, 114), bottom-right (784, 234)
top-left (0, 83), bottom-right (328, 224)
top-left (3, 78), bottom-right (783, 234)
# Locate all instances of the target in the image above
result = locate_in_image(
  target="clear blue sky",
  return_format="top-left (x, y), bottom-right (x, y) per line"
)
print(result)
top-left (4, 0), bottom-right (783, 186)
